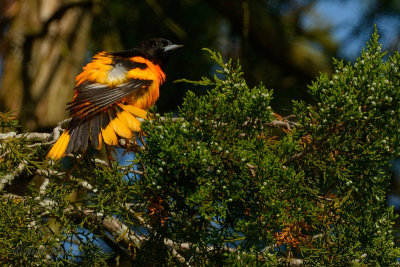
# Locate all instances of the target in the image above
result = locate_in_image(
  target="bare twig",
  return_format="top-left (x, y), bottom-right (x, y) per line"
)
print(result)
top-left (47, 118), bottom-right (71, 142)
top-left (0, 132), bottom-right (51, 140)
top-left (283, 135), bottom-right (330, 166)
top-left (163, 239), bottom-right (187, 264)
top-left (137, 117), bottom-right (184, 123)
top-left (39, 178), bottom-right (50, 195)
top-left (282, 114), bottom-right (297, 121)
top-left (0, 161), bottom-right (26, 192)
top-left (246, 163), bottom-right (257, 177)
top-left (266, 120), bottom-right (299, 130)
top-left (94, 158), bottom-right (109, 167)
top-left (69, 205), bottom-right (186, 263)
top-left (35, 168), bottom-right (64, 177)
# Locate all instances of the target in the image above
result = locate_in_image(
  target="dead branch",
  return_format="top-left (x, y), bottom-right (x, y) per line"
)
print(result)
top-left (266, 120), bottom-right (299, 130)
top-left (0, 132), bottom-right (51, 140)
top-left (0, 161), bottom-right (26, 191)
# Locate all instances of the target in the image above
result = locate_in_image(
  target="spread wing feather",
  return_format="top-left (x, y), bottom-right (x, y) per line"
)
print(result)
top-left (68, 79), bottom-right (152, 122)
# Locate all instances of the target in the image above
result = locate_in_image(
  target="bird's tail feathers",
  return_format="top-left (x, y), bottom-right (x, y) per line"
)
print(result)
top-left (46, 105), bottom-right (145, 160)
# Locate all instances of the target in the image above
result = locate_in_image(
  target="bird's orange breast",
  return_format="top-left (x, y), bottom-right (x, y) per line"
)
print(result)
top-left (123, 56), bottom-right (166, 109)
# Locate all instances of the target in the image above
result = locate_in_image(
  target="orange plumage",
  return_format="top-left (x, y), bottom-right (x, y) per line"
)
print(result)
top-left (47, 38), bottom-right (182, 160)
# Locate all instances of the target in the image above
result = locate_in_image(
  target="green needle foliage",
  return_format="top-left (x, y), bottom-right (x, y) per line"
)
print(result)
top-left (1, 29), bottom-right (400, 266)
top-left (137, 29), bottom-right (400, 265)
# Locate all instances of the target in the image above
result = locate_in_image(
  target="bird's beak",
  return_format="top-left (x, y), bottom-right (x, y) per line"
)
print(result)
top-left (164, 44), bottom-right (184, 52)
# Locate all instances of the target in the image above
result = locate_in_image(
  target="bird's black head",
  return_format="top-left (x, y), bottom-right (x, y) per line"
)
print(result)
top-left (139, 38), bottom-right (183, 67)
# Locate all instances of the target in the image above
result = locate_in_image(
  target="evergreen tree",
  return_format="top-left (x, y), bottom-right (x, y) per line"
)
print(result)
top-left (1, 29), bottom-right (399, 266)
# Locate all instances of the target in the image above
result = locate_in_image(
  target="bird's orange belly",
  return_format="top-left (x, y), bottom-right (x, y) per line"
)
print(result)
top-left (124, 81), bottom-right (160, 109)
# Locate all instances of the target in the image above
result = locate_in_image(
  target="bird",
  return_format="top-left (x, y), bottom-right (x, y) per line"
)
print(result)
top-left (46, 38), bottom-right (183, 160)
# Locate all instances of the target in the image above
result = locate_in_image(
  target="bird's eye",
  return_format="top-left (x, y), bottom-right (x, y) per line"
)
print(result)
top-left (152, 41), bottom-right (159, 47)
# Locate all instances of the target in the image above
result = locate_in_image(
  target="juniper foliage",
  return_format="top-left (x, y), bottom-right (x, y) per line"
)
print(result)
top-left (0, 29), bottom-right (399, 266)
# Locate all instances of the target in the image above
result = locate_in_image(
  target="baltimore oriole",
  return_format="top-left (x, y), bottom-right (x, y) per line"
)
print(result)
top-left (46, 38), bottom-right (182, 159)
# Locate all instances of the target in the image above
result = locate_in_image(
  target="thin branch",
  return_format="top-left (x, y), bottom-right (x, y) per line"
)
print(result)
top-left (266, 120), bottom-right (299, 130)
top-left (0, 161), bottom-right (26, 191)
top-left (283, 147), bottom-right (313, 165)
top-left (68, 205), bottom-right (185, 263)
top-left (93, 158), bottom-right (109, 167)
top-left (39, 178), bottom-right (50, 195)
top-left (163, 239), bottom-right (187, 264)
top-left (283, 133), bottom-right (331, 166)
top-left (137, 117), bottom-right (184, 123)
top-left (47, 118), bottom-right (71, 142)
top-left (0, 132), bottom-right (50, 140)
